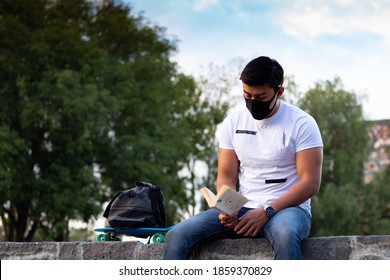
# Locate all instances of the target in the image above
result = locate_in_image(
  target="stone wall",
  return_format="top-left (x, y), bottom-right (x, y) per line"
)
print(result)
top-left (1, 235), bottom-right (390, 260)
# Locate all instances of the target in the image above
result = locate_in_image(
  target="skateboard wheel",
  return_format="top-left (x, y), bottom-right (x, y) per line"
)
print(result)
top-left (151, 233), bottom-right (165, 244)
top-left (97, 233), bottom-right (109, 242)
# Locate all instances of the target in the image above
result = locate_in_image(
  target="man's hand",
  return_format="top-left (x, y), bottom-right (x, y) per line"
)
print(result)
top-left (219, 212), bottom-right (238, 228)
top-left (234, 208), bottom-right (268, 237)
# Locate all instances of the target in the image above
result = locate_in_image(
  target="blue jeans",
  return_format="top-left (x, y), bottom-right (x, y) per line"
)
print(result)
top-left (163, 206), bottom-right (311, 260)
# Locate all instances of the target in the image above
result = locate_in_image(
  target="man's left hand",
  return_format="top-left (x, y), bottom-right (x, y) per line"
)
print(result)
top-left (234, 208), bottom-right (268, 237)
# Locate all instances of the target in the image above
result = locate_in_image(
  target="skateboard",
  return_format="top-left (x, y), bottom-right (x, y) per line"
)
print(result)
top-left (94, 225), bottom-right (174, 244)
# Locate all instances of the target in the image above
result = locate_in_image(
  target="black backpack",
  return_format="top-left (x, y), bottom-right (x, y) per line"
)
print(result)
top-left (103, 181), bottom-right (166, 229)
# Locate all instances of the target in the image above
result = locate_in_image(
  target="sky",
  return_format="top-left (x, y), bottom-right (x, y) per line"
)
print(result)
top-left (127, 0), bottom-right (390, 120)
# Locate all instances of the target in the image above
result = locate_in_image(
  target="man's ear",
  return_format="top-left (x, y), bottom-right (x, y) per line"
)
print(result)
top-left (277, 87), bottom-right (285, 98)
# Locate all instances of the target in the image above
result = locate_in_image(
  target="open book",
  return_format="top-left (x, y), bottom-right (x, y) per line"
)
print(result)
top-left (200, 185), bottom-right (248, 215)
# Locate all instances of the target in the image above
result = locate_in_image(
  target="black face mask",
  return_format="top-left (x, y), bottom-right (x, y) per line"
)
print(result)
top-left (245, 91), bottom-right (278, 120)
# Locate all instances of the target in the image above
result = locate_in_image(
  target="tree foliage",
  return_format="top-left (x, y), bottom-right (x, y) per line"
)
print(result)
top-left (360, 163), bottom-right (390, 235)
top-left (0, 0), bottom-right (229, 241)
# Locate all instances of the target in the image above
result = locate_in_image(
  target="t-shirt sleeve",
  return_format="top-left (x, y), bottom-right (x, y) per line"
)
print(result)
top-left (295, 115), bottom-right (324, 152)
top-left (217, 116), bottom-right (234, 150)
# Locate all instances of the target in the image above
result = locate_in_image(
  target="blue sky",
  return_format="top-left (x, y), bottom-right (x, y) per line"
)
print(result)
top-left (127, 0), bottom-right (390, 120)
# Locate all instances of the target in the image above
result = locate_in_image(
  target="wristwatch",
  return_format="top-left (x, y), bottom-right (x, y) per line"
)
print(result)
top-left (263, 204), bottom-right (275, 218)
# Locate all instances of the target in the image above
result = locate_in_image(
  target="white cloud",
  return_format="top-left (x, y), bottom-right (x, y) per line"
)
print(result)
top-left (282, 1), bottom-right (390, 45)
top-left (336, 0), bottom-right (354, 6)
top-left (194, 0), bottom-right (220, 11)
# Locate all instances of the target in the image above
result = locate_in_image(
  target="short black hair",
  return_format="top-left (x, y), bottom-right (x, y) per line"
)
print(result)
top-left (239, 56), bottom-right (284, 91)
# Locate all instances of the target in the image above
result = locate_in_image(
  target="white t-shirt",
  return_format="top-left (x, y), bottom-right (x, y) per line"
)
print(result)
top-left (217, 101), bottom-right (323, 214)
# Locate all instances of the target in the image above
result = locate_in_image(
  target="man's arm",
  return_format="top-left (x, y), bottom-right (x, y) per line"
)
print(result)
top-left (216, 148), bottom-right (240, 227)
top-left (216, 148), bottom-right (239, 192)
top-left (270, 147), bottom-right (323, 213)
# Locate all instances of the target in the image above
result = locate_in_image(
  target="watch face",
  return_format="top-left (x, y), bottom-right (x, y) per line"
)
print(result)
top-left (266, 206), bottom-right (275, 217)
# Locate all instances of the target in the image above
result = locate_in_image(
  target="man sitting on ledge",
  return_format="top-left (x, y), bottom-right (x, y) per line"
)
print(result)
top-left (163, 56), bottom-right (324, 260)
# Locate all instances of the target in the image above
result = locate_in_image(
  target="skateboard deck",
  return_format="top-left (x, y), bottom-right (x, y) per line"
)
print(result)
top-left (94, 225), bottom-right (174, 243)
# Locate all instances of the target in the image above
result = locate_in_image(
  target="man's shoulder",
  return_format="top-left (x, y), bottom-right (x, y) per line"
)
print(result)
top-left (282, 101), bottom-right (309, 116)
top-left (219, 105), bottom-right (253, 134)
top-left (281, 101), bottom-right (317, 123)
top-left (224, 105), bottom-right (249, 121)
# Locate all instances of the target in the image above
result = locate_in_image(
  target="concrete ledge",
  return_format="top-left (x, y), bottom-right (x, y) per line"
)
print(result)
top-left (1, 235), bottom-right (389, 260)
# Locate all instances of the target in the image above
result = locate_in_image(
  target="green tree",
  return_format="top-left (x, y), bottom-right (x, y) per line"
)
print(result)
top-left (0, 0), bottom-right (229, 241)
top-left (297, 77), bottom-right (370, 236)
top-left (312, 183), bottom-right (362, 236)
top-left (1, 0), bottom-right (111, 241)
top-left (360, 163), bottom-right (390, 235)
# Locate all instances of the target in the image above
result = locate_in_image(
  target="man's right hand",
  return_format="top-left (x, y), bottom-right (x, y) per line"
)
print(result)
top-left (219, 212), bottom-right (238, 228)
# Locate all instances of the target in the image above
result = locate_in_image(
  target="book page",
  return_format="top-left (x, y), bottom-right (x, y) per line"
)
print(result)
top-left (200, 187), bottom-right (217, 207)
top-left (215, 185), bottom-right (248, 215)
top-left (215, 185), bottom-right (235, 200)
